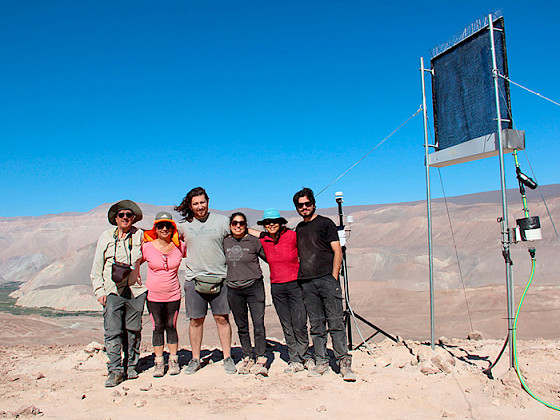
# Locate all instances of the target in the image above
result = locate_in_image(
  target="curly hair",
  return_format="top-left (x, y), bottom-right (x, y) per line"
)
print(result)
top-left (174, 187), bottom-right (209, 222)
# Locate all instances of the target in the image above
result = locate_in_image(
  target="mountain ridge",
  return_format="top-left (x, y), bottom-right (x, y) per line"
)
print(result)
top-left (1, 185), bottom-right (558, 312)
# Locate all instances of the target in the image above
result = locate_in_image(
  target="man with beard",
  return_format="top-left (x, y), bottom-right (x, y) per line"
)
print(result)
top-left (293, 187), bottom-right (356, 382)
top-left (174, 187), bottom-right (237, 375)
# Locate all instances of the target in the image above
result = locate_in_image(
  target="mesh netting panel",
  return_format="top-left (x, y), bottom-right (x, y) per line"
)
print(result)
top-left (431, 17), bottom-right (511, 150)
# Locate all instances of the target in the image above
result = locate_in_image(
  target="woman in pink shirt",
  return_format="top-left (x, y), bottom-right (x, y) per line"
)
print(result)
top-left (143, 212), bottom-right (186, 377)
top-left (257, 209), bottom-right (312, 374)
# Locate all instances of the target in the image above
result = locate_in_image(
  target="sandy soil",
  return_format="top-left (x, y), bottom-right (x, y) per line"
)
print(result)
top-left (1, 336), bottom-right (560, 419)
top-left (2, 280), bottom-right (560, 419)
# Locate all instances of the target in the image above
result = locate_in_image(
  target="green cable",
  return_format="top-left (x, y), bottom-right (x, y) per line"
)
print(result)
top-left (512, 250), bottom-right (560, 411)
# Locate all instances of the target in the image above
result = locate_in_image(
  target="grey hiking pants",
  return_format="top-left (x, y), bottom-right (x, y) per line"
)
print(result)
top-left (299, 274), bottom-right (350, 365)
top-left (104, 291), bottom-right (147, 373)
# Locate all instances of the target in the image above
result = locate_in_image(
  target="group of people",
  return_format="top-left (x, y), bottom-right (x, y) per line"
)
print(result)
top-left (90, 187), bottom-right (355, 388)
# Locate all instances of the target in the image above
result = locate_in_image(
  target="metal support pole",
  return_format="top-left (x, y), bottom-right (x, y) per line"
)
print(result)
top-left (489, 15), bottom-right (515, 369)
top-left (335, 192), bottom-right (396, 349)
top-left (420, 57), bottom-right (435, 350)
top-left (337, 195), bottom-right (353, 349)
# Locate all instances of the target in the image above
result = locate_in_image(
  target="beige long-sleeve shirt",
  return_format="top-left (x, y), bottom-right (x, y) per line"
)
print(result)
top-left (90, 226), bottom-right (147, 298)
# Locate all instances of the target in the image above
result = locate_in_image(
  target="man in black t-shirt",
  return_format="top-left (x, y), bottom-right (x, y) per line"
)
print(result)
top-left (293, 187), bottom-right (355, 382)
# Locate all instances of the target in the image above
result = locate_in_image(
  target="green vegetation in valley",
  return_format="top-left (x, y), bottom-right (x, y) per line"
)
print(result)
top-left (0, 282), bottom-right (99, 318)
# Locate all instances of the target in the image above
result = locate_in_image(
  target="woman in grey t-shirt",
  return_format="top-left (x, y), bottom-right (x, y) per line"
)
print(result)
top-left (223, 212), bottom-right (267, 376)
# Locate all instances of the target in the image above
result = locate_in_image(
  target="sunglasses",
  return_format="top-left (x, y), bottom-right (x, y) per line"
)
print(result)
top-left (231, 220), bottom-right (247, 227)
top-left (155, 222), bottom-right (174, 230)
top-left (162, 254), bottom-right (168, 271)
top-left (296, 201), bottom-right (314, 209)
top-left (117, 211), bottom-right (134, 219)
top-left (264, 219), bottom-right (280, 225)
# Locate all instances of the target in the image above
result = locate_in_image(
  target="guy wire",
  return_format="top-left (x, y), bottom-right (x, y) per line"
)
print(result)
top-left (498, 85), bottom-right (560, 244)
top-left (499, 74), bottom-right (560, 108)
top-left (436, 167), bottom-right (474, 333)
top-left (523, 150), bottom-right (560, 244)
top-left (344, 283), bottom-right (376, 354)
top-left (427, 119), bottom-right (474, 332)
top-left (316, 106), bottom-right (423, 197)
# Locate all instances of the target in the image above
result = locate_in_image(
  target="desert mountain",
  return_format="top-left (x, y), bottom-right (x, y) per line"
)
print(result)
top-left (1, 185), bottom-right (559, 312)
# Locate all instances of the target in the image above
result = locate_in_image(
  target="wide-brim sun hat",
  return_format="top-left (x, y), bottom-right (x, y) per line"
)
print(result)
top-left (257, 208), bottom-right (288, 225)
top-left (143, 211), bottom-right (180, 247)
top-left (108, 200), bottom-right (143, 226)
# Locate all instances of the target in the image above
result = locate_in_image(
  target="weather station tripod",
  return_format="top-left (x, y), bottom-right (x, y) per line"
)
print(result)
top-left (335, 192), bottom-right (398, 350)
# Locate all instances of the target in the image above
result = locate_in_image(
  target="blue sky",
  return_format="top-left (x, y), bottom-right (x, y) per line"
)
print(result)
top-left (1, 1), bottom-right (558, 217)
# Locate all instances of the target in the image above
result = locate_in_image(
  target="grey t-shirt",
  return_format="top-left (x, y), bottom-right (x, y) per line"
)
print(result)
top-left (180, 213), bottom-right (230, 281)
top-left (223, 234), bottom-right (266, 289)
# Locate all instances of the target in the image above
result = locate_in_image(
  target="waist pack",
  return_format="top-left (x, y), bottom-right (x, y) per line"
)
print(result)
top-left (112, 262), bottom-right (133, 297)
top-left (112, 261), bottom-right (132, 283)
top-left (194, 275), bottom-right (224, 295)
top-left (111, 230), bottom-right (134, 284)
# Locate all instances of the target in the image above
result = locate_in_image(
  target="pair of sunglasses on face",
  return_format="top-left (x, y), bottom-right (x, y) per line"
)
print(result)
top-left (296, 201), bottom-right (314, 209)
top-left (231, 220), bottom-right (246, 227)
top-left (155, 222), bottom-right (174, 230)
top-left (117, 211), bottom-right (134, 219)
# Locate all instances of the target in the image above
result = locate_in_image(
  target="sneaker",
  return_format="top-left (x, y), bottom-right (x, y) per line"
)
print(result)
top-left (168, 355), bottom-right (180, 376)
top-left (339, 357), bottom-right (356, 382)
top-left (303, 358), bottom-right (316, 371)
top-left (252, 356), bottom-right (268, 377)
top-left (307, 363), bottom-right (329, 377)
top-left (223, 357), bottom-right (237, 374)
top-left (105, 371), bottom-right (125, 388)
top-left (284, 362), bottom-right (304, 374)
top-left (153, 356), bottom-right (165, 378)
top-left (237, 357), bottom-right (255, 375)
top-left (127, 368), bottom-right (139, 380)
top-left (184, 358), bottom-right (201, 375)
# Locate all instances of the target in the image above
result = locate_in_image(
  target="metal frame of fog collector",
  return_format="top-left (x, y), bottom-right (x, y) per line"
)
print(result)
top-left (420, 12), bottom-right (520, 368)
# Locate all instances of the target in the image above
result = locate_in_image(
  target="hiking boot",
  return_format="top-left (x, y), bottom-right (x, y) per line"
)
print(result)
top-left (307, 362), bottom-right (329, 377)
top-left (339, 357), bottom-right (356, 382)
top-left (153, 356), bottom-right (165, 378)
top-left (252, 356), bottom-right (268, 377)
top-left (127, 368), bottom-right (139, 380)
top-left (168, 355), bottom-right (180, 376)
top-left (303, 358), bottom-right (316, 371)
top-left (105, 371), bottom-right (125, 388)
top-left (184, 358), bottom-right (201, 375)
top-left (223, 357), bottom-right (237, 374)
top-left (284, 362), bottom-right (304, 374)
top-left (237, 357), bottom-right (255, 375)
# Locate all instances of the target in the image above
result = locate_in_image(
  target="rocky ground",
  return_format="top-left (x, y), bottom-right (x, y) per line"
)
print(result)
top-left (2, 276), bottom-right (560, 419)
top-left (1, 333), bottom-right (560, 419)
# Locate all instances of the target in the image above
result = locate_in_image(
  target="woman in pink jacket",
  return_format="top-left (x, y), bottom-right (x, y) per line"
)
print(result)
top-left (143, 212), bottom-right (186, 377)
top-left (257, 209), bottom-right (313, 374)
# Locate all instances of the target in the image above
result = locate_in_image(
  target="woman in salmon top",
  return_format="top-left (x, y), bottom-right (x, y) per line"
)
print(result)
top-left (143, 211), bottom-right (186, 377)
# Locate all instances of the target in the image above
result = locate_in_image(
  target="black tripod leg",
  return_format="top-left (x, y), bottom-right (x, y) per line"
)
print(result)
top-left (353, 312), bottom-right (398, 343)
top-left (355, 331), bottom-right (381, 350)
top-left (336, 209), bottom-right (397, 350)
top-left (344, 308), bottom-right (353, 350)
